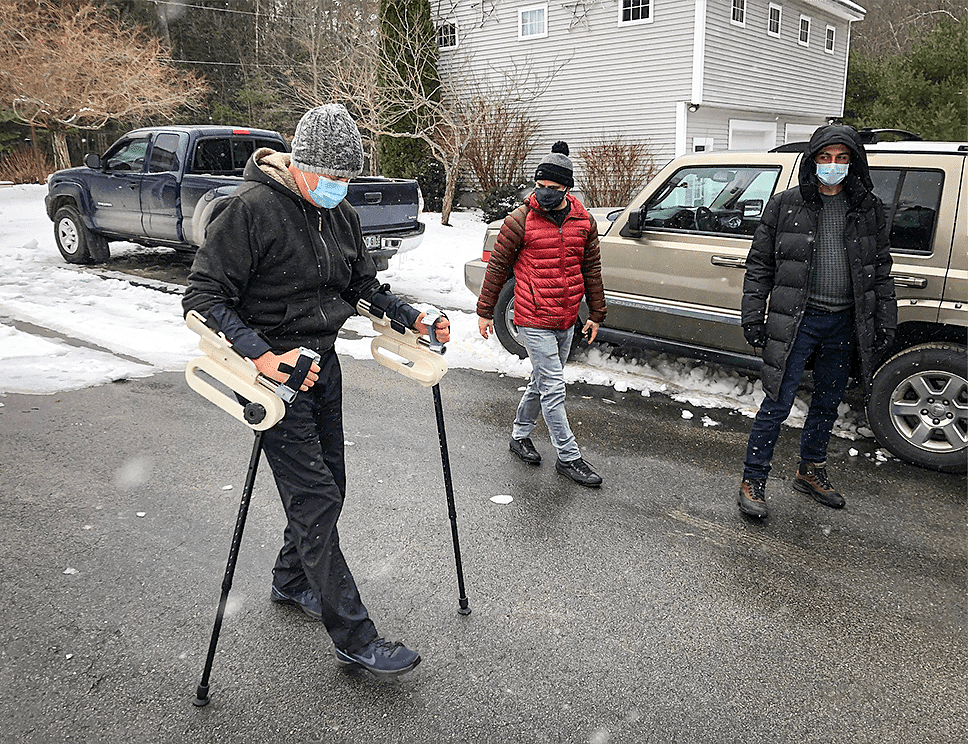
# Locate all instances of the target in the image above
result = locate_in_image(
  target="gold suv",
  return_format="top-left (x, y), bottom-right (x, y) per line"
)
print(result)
top-left (464, 141), bottom-right (967, 473)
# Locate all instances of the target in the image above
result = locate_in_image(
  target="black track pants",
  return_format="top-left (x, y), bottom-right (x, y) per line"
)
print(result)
top-left (261, 349), bottom-right (378, 653)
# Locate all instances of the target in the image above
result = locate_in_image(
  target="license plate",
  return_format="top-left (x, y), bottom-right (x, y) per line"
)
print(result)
top-left (364, 235), bottom-right (381, 249)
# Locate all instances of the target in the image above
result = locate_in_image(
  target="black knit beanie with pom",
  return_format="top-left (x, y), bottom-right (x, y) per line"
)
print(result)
top-left (534, 141), bottom-right (574, 188)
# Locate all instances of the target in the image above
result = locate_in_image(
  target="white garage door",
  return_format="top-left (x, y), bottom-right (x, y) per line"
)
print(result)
top-left (728, 120), bottom-right (778, 150)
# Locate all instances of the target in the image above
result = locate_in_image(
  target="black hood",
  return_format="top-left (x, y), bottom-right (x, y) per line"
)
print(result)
top-left (798, 124), bottom-right (873, 207)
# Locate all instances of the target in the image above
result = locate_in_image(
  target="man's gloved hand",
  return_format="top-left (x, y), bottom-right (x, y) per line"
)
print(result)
top-left (743, 323), bottom-right (768, 348)
top-left (874, 328), bottom-right (895, 357)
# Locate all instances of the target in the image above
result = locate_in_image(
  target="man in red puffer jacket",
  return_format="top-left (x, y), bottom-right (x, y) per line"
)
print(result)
top-left (477, 141), bottom-right (607, 487)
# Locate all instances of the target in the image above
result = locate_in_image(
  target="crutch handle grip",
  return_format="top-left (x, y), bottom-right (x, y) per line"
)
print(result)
top-left (357, 300), bottom-right (448, 387)
top-left (184, 310), bottom-right (287, 430)
top-left (272, 347), bottom-right (321, 403)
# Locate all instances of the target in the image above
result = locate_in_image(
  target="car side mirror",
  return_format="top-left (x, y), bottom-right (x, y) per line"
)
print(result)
top-left (624, 208), bottom-right (644, 237)
top-left (84, 153), bottom-right (102, 169)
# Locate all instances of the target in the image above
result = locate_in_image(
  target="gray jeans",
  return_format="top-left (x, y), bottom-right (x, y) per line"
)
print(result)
top-left (513, 326), bottom-right (581, 462)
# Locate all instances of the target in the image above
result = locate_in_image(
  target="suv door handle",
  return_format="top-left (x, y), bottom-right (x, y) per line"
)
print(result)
top-left (711, 255), bottom-right (747, 269)
top-left (892, 274), bottom-right (928, 288)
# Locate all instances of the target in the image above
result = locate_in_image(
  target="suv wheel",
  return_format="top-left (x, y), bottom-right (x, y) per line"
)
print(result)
top-left (867, 343), bottom-right (968, 473)
top-left (494, 279), bottom-right (527, 359)
top-left (54, 205), bottom-right (108, 264)
top-left (493, 278), bottom-right (589, 360)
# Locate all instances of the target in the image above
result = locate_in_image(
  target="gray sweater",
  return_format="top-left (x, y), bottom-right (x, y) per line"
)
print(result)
top-left (808, 192), bottom-right (853, 312)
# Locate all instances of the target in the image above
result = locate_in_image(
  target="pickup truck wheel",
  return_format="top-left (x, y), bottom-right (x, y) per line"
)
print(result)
top-left (494, 279), bottom-right (528, 359)
top-left (867, 343), bottom-right (968, 473)
top-left (54, 206), bottom-right (106, 264)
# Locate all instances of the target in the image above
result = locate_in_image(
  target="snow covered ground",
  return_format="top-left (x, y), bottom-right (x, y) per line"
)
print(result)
top-left (0, 183), bottom-right (876, 446)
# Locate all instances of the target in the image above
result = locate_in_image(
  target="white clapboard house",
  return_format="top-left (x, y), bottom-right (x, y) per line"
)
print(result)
top-left (433, 0), bottom-right (866, 173)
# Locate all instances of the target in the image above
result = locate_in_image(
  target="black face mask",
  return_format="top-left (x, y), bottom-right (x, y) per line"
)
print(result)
top-left (535, 186), bottom-right (565, 211)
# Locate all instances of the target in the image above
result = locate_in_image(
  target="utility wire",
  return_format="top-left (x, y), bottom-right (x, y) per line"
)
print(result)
top-left (148, 0), bottom-right (269, 19)
top-left (146, 0), bottom-right (346, 24)
top-left (170, 59), bottom-right (295, 67)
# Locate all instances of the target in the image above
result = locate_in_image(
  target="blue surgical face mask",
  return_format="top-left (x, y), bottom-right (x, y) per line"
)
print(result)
top-left (816, 162), bottom-right (849, 186)
top-left (302, 172), bottom-right (348, 209)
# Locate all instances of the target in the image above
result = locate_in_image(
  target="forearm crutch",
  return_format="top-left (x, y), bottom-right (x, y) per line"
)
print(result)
top-left (358, 300), bottom-right (470, 615)
top-left (183, 310), bottom-right (319, 706)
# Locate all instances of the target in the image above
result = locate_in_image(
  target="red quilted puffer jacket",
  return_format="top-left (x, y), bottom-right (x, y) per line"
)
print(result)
top-left (477, 193), bottom-right (606, 330)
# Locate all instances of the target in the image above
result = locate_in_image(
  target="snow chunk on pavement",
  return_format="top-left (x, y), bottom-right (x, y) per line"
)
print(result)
top-left (0, 322), bottom-right (155, 394)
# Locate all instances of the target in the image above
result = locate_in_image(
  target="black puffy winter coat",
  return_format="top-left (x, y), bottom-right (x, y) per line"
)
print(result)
top-left (741, 125), bottom-right (896, 400)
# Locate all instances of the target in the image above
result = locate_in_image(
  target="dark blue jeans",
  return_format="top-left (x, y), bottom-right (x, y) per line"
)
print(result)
top-left (261, 349), bottom-right (378, 653)
top-left (744, 308), bottom-right (855, 482)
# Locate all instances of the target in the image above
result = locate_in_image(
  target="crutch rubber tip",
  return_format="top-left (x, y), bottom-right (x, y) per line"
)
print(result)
top-left (458, 601), bottom-right (471, 616)
top-left (192, 685), bottom-right (211, 707)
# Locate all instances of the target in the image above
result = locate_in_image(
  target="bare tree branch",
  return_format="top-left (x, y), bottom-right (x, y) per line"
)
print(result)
top-left (0, 0), bottom-right (208, 167)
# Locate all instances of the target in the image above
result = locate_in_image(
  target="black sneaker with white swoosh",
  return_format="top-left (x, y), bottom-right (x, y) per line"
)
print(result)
top-left (334, 637), bottom-right (421, 677)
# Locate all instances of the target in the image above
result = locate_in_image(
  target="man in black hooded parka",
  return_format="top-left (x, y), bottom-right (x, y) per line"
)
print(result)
top-left (737, 124), bottom-right (896, 519)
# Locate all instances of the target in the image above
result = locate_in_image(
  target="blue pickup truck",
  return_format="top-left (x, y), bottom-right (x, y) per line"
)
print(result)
top-left (45, 125), bottom-right (425, 270)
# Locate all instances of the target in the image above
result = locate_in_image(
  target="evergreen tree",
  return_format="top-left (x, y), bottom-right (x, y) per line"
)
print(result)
top-left (845, 16), bottom-right (967, 141)
top-left (377, 0), bottom-right (440, 177)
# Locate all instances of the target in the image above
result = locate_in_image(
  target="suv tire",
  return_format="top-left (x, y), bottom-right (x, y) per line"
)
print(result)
top-left (867, 343), bottom-right (968, 473)
top-left (54, 205), bottom-right (108, 264)
top-left (493, 279), bottom-right (588, 361)
top-left (494, 279), bottom-right (527, 359)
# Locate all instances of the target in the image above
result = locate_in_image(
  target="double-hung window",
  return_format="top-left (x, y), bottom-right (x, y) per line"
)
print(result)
top-left (437, 21), bottom-right (458, 50)
top-left (619, 0), bottom-right (651, 25)
top-left (519, 4), bottom-right (548, 39)
top-left (731, 0), bottom-right (746, 26)
top-left (768, 4), bottom-right (781, 37)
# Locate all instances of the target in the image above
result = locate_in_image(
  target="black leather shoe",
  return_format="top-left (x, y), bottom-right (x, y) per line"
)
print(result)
top-left (270, 585), bottom-right (322, 620)
top-left (737, 479), bottom-right (769, 518)
top-left (509, 437), bottom-right (541, 464)
top-left (555, 457), bottom-right (602, 487)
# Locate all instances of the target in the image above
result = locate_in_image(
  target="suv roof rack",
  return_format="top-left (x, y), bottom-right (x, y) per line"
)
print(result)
top-left (858, 128), bottom-right (923, 144)
top-left (770, 128), bottom-right (926, 154)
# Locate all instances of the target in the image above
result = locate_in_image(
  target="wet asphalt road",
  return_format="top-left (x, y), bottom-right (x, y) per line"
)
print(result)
top-left (1, 353), bottom-right (965, 743)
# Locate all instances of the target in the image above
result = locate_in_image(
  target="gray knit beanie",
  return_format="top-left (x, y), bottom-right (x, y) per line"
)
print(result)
top-left (290, 104), bottom-right (364, 178)
top-left (534, 141), bottom-right (574, 188)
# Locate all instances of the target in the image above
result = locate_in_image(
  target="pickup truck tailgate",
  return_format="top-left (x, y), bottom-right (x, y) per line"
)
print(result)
top-left (347, 177), bottom-right (421, 232)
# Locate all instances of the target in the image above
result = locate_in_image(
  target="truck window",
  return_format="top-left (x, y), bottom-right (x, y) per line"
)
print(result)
top-left (105, 137), bottom-right (150, 172)
top-left (148, 133), bottom-right (185, 173)
top-left (191, 136), bottom-right (283, 175)
top-left (642, 165), bottom-right (781, 235)
top-left (232, 137), bottom-right (285, 169)
top-left (192, 138), bottom-right (234, 175)
top-left (870, 168), bottom-right (943, 255)
top-left (232, 139), bottom-right (255, 170)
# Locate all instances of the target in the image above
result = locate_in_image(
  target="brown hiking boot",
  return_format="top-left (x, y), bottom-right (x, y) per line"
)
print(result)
top-left (793, 461), bottom-right (845, 509)
top-left (737, 479), bottom-right (769, 518)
